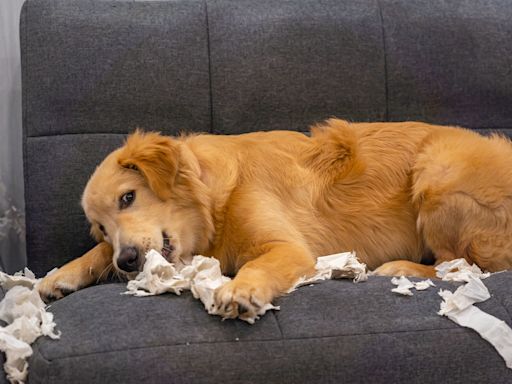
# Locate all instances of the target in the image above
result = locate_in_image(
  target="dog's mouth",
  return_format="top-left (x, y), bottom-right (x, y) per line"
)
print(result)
top-left (161, 232), bottom-right (175, 260)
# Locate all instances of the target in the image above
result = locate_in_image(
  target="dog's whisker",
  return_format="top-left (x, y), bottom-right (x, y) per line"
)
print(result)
top-left (96, 263), bottom-right (114, 283)
top-left (114, 269), bottom-right (126, 282)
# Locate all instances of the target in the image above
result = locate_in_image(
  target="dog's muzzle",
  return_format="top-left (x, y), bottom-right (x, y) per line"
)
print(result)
top-left (117, 246), bottom-right (140, 272)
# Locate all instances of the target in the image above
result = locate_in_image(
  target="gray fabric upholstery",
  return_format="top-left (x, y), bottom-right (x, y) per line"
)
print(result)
top-left (18, 0), bottom-right (512, 382)
top-left (381, 0), bottom-right (512, 129)
top-left (27, 275), bottom-right (512, 383)
top-left (208, 0), bottom-right (386, 134)
top-left (21, 0), bottom-right (211, 137)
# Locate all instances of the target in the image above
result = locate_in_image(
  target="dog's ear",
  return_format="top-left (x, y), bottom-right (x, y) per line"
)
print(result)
top-left (117, 129), bottom-right (179, 200)
top-left (90, 224), bottom-right (103, 242)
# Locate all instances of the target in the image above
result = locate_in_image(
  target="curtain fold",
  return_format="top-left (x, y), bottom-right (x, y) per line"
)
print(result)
top-left (0, 0), bottom-right (27, 273)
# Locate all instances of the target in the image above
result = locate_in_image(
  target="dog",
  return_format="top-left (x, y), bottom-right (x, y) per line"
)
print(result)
top-left (38, 119), bottom-right (512, 317)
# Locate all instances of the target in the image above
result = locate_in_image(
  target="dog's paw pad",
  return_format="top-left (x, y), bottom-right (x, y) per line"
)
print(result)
top-left (37, 275), bottom-right (80, 302)
top-left (212, 281), bottom-right (276, 323)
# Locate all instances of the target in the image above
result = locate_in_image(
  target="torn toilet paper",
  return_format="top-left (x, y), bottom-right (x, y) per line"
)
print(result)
top-left (124, 250), bottom-right (367, 324)
top-left (435, 258), bottom-right (491, 282)
top-left (391, 276), bottom-right (435, 296)
top-left (434, 259), bottom-right (512, 369)
top-left (289, 251), bottom-right (367, 291)
top-left (0, 268), bottom-right (60, 384)
top-left (125, 250), bottom-right (231, 315)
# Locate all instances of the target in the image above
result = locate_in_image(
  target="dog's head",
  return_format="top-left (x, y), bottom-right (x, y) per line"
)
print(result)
top-left (82, 130), bottom-right (214, 276)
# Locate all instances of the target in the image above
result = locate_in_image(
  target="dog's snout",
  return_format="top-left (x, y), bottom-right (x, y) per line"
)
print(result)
top-left (117, 247), bottom-right (140, 272)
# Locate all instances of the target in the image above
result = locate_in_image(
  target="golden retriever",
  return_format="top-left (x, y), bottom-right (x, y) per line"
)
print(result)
top-left (38, 119), bottom-right (512, 316)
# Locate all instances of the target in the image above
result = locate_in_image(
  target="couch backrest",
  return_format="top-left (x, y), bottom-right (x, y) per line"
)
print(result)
top-left (21, 0), bottom-right (512, 275)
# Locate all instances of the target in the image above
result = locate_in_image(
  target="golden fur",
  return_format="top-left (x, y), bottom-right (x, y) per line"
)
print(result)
top-left (38, 120), bottom-right (512, 315)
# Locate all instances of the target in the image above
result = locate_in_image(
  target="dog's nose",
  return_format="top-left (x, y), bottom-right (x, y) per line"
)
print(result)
top-left (117, 247), bottom-right (140, 272)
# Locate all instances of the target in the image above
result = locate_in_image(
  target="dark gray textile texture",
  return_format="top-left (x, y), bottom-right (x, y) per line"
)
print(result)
top-left (208, 0), bottom-right (386, 134)
top-left (21, 0), bottom-right (211, 137)
top-left (27, 274), bottom-right (512, 383)
top-left (381, 0), bottom-right (512, 130)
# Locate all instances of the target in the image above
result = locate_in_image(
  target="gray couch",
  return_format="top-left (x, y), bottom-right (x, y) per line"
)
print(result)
top-left (11, 0), bottom-right (512, 382)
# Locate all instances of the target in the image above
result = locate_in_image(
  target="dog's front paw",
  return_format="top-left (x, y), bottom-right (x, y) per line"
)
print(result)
top-left (37, 269), bottom-right (82, 302)
top-left (213, 280), bottom-right (275, 323)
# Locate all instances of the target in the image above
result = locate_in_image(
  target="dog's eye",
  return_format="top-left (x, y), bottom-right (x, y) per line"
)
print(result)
top-left (119, 190), bottom-right (136, 209)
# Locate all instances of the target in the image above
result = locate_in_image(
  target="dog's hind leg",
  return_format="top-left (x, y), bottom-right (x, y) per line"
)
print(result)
top-left (417, 191), bottom-right (512, 272)
top-left (373, 260), bottom-right (437, 278)
top-left (375, 179), bottom-right (512, 277)
top-left (412, 130), bottom-right (512, 272)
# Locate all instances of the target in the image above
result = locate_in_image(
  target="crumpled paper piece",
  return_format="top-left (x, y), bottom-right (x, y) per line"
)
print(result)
top-left (435, 258), bottom-right (490, 282)
top-left (182, 257), bottom-right (232, 315)
top-left (125, 251), bottom-right (191, 296)
top-left (391, 276), bottom-right (435, 296)
top-left (435, 259), bottom-right (512, 369)
top-left (288, 251), bottom-right (367, 292)
top-left (125, 250), bottom-right (367, 324)
top-left (0, 269), bottom-right (61, 383)
top-left (125, 250), bottom-right (231, 314)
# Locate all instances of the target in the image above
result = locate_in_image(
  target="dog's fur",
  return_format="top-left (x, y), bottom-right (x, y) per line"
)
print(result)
top-left (38, 120), bottom-right (512, 315)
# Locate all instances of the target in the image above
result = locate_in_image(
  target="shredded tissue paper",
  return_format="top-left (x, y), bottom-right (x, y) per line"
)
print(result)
top-left (2, 250), bottom-right (511, 382)
top-left (0, 268), bottom-right (60, 384)
top-left (124, 249), bottom-right (368, 324)
top-left (389, 258), bottom-right (512, 369)
top-left (435, 259), bottom-right (512, 369)
top-left (391, 276), bottom-right (436, 296)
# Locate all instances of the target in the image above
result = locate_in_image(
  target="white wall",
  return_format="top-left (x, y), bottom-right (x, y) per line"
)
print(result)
top-left (0, 0), bottom-right (27, 273)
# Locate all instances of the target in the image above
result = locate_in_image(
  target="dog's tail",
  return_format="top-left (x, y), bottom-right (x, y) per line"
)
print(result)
top-left (302, 119), bottom-right (364, 182)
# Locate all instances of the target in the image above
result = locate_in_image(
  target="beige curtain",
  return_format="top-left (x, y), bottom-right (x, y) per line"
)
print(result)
top-left (0, 0), bottom-right (26, 273)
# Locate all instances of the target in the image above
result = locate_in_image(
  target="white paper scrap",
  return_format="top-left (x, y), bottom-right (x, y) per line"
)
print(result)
top-left (180, 255), bottom-right (231, 314)
top-left (0, 268), bottom-right (61, 384)
top-left (125, 250), bottom-right (367, 324)
top-left (0, 268), bottom-right (36, 291)
top-left (391, 276), bottom-right (415, 296)
top-left (125, 250), bottom-right (191, 296)
top-left (390, 276), bottom-right (435, 296)
top-left (289, 251), bottom-right (368, 292)
top-left (414, 279), bottom-right (435, 291)
top-left (435, 258), bottom-right (490, 282)
top-left (434, 259), bottom-right (511, 369)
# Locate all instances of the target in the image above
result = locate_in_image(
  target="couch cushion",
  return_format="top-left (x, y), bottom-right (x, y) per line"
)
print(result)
top-left (26, 273), bottom-right (512, 383)
top-left (381, 0), bottom-right (512, 131)
top-left (21, 0), bottom-right (211, 137)
top-left (208, 0), bottom-right (387, 134)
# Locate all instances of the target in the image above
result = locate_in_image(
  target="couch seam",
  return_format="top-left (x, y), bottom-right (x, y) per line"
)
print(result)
top-left (42, 325), bottom-right (465, 362)
top-left (377, 0), bottom-right (389, 122)
top-left (25, 131), bottom-right (314, 139)
top-left (204, 0), bottom-right (214, 134)
top-left (272, 311), bottom-right (284, 339)
top-left (26, 132), bottom-right (128, 139)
